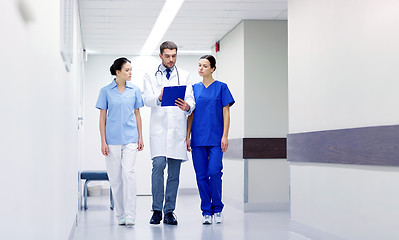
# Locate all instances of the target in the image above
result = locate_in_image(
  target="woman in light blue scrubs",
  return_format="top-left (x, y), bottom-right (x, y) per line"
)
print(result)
top-left (187, 55), bottom-right (235, 224)
top-left (96, 57), bottom-right (144, 227)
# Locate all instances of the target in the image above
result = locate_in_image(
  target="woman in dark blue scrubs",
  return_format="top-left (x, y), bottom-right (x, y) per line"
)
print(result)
top-left (187, 55), bottom-right (235, 224)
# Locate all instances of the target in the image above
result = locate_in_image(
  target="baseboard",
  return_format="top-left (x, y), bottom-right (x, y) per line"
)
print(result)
top-left (68, 214), bottom-right (78, 240)
top-left (290, 220), bottom-right (348, 240)
top-left (224, 196), bottom-right (289, 212)
top-left (244, 202), bottom-right (289, 212)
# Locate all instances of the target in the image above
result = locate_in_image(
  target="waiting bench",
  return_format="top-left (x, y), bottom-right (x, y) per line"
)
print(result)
top-left (80, 170), bottom-right (114, 210)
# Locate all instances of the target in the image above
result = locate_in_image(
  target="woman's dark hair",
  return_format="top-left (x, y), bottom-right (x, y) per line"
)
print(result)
top-left (110, 57), bottom-right (131, 75)
top-left (160, 41), bottom-right (178, 54)
top-left (200, 55), bottom-right (216, 70)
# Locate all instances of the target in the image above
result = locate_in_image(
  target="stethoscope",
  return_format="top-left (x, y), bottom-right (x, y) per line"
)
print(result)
top-left (155, 64), bottom-right (180, 86)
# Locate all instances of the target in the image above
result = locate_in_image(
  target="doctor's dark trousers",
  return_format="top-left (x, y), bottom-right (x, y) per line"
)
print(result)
top-left (191, 146), bottom-right (224, 216)
top-left (151, 156), bottom-right (181, 213)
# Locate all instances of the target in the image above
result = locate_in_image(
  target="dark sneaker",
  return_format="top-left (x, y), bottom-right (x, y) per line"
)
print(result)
top-left (163, 212), bottom-right (178, 225)
top-left (150, 210), bottom-right (162, 224)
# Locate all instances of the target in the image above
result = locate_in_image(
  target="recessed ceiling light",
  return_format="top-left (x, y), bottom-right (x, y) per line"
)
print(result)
top-left (140, 0), bottom-right (184, 56)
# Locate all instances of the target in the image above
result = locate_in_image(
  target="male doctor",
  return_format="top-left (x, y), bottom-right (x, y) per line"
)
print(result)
top-left (143, 41), bottom-right (195, 225)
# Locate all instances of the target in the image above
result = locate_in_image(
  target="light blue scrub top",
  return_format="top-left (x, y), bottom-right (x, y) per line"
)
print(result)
top-left (191, 81), bottom-right (235, 147)
top-left (96, 79), bottom-right (144, 145)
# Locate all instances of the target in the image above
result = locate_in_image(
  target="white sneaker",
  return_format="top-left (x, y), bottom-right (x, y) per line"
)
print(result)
top-left (117, 217), bottom-right (126, 225)
top-left (214, 212), bottom-right (223, 224)
top-left (202, 215), bottom-right (212, 224)
top-left (125, 217), bottom-right (135, 226)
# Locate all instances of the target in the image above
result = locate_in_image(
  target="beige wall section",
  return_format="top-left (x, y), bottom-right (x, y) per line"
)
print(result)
top-left (244, 20), bottom-right (288, 138)
top-left (243, 21), bottom-right (289, 211)
top-left (0, 0), bottom-right (82, 239)
top-left (248, 159), bottom-right (289, 205)
top-left (218, 20), bottom-right (289, 211)
top-left (216, 21), bottom-right (245, 139)
top-left (289, 0), bottom-right (399, 239)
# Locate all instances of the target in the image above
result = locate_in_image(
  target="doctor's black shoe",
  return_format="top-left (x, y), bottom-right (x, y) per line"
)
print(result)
top-left (150, 210), bottom-right (162, 224)
top-left (163, 212), bottom-right (178, 225)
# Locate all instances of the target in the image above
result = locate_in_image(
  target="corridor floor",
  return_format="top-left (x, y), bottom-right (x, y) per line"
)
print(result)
top-left (73, 194), bottom-right (309, 240)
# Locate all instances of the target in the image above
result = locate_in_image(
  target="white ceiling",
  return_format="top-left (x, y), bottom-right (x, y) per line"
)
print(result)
top-left (79, 0), bottom-right (287, 55)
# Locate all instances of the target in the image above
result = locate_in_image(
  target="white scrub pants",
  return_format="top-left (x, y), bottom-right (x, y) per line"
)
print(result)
top-left (106, 143), bottom-right (138, 220)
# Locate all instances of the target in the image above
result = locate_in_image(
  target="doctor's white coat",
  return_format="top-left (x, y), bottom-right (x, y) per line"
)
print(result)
top-left (143, 66), bottom-right (195, 161)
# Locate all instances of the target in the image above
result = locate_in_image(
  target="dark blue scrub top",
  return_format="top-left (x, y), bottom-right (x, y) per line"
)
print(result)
top-left (191, 81), bottom-right (235, 147)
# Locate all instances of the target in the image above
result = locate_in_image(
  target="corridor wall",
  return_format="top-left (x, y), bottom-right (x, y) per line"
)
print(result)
top-left (0, 0), bottom-right (83, 239)
top-left (288, 0), bottom-right (399, 239)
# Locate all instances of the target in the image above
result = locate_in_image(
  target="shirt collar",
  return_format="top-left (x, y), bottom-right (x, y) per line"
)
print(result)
top-left (111, 79), bottom-right (117, 88)
top-left (126, 82), bottom-right (133, 88)
top-left (160, 64), bottom-right (175, 73)
top-left (111, 78), bottom-right (133, 89)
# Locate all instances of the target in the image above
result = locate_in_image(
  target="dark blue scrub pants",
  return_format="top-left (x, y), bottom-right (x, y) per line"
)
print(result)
top-left (192, 146), bottom-right (224, 216)
top-left (151, 156), bottom-right (181, 213)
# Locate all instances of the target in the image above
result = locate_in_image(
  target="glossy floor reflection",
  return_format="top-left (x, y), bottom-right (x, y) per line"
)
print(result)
top-left (74, 194), bottom-right (309, 240)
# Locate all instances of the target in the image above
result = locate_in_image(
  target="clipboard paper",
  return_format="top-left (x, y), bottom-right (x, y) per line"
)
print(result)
top-left (161, 85), bottom-right (186, 107)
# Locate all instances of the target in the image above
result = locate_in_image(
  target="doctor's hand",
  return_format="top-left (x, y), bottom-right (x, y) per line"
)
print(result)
top-left (186, 137), bottom-right (192, 152)
top-left (158, 89), bottom-right (164, 102)
top-left (175, 98), bottom-right (190, 112)
top-left (101, 142), bottom-right (109, 156)
top-left (221, 137), bottom-right (228, 152)
top-left (137, 138), bottom-right (144, 151)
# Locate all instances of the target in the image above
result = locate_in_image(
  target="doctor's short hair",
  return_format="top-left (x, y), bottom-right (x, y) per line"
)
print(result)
top-left (110, 57), bottom-right (130, 75)
top-left (200, 55), bottom-right (216, 71)
top-left (160, 41), bottom-right (178, 54)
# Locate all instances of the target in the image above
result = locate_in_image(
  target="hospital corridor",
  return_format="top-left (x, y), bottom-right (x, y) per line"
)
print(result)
top-left (1, 0), bottom-right (399, 239)
top-left (73, 194), bottom-right (306, 240)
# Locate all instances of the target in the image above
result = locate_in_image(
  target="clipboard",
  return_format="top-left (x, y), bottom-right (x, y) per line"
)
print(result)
top-left (161, 85), bottom-right (186, 107)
